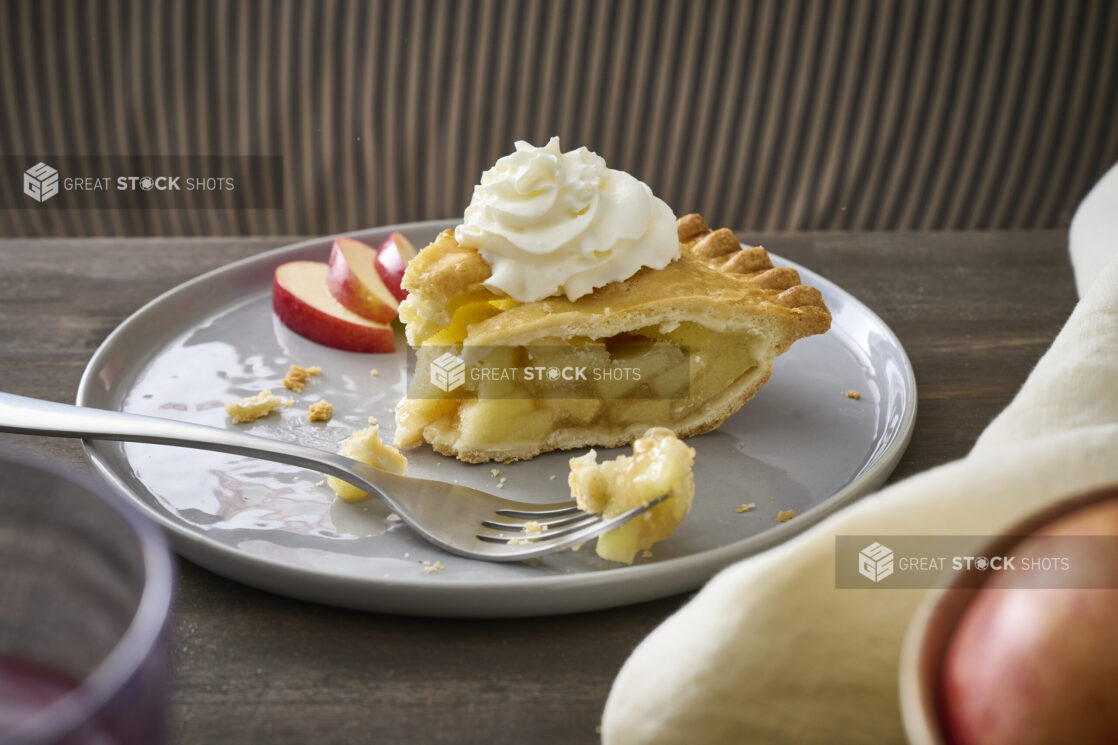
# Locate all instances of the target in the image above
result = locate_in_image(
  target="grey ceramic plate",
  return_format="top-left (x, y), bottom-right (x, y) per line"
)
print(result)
top-left (78, 219), bottom-right (915, 617)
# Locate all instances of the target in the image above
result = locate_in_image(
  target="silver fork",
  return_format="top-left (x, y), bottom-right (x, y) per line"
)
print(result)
top-left (0, 392), bottom-right (663, 562)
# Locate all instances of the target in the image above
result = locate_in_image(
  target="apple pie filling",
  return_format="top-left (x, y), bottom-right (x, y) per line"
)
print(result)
top-left (568, 427), bottom-right (696, 564)
top-left (395, 302), bottom-right (767, 463)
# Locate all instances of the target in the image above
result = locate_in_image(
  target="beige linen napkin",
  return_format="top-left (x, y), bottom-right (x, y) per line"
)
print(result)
top-left (602, 163), bottom-right (1118, 745)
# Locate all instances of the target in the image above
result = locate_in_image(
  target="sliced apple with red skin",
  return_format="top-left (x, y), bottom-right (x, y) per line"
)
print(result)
top-left (325, 237), bottom-right (399, 323)
top-left (375, 232), bottom-right (417, 302)
top-left (273, 261), bottom-right (395, 353)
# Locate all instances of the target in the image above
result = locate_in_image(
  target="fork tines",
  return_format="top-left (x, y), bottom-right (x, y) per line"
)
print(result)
top-left (477, 494), bottom-right (668, 546)
top-left (478, 510), bottom-right (599, 545)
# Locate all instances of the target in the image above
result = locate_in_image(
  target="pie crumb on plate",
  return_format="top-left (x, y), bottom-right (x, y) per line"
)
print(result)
top-left (224, 390), bottom-right (286, 424)
top-left (282, 364), bottom-right (321, 393)
top-left (307, 399), bottom-right (333, 422)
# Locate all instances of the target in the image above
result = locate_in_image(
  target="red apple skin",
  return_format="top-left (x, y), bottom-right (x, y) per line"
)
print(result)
top-left (941, 495), bottom-right (1118, 745)
top-left (375, 232), bottom-right (417, 302)
top-left (325, 237), bottom-right (399, 323)
top-left (273, 261), bottom-right (395, 353)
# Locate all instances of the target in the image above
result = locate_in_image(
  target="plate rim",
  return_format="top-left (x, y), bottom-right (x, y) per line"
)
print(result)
top-left (76, 219), bottom-right (917, 616)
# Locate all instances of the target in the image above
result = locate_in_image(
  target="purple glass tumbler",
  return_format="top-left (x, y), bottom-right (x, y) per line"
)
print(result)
top-left (0, 449), bottom-right (174, 745)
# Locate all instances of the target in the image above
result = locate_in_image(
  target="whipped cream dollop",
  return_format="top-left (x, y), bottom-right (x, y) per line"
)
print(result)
top-left (454, 137), bottom-right (678, 302)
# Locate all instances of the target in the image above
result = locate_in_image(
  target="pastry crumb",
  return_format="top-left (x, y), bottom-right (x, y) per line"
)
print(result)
top-left (307, 400), bottom-right (333, 422)
top-left (496, 482), bottom-right (505, 489)
top-left (369, 368), bottom-right (379, 377)
top-left (403, 552), bottom-right (410, 559)
top-left (282, 364), bottom-right (321, 393)
top-left (314, 479), bottom-right (325, 487)
top-left (640, 549), bottom-right (654, 559)
top-left (548, 474), bottom-right (557, 481)
top-left (490, 468), bottom-right (502, 478)
top-left (844, 390), bottom-right (861, 400)
top-left (776, 509), bottom-right (797, 523)
top-left (523, 521), bottom-right (547, 535)
top-left (224, 390), bottom-right (284, 423)
top-left (423, 561), bottom-right (446, 574)
top-left (735, 503), bottom-right (756, 514)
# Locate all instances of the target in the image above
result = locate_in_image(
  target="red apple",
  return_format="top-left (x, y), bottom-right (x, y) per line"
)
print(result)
top-left (941, 493), bottom-right (1118, 745)
top-left (375, 231), bottom-right (417, 302)
top-left (273, 261), bottom-right (395, 352)
top-left (325, 237), bottom-right (399, 323)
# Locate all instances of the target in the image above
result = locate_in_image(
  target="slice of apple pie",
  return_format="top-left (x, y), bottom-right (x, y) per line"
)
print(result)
top-left (393, 211), bottom-right (830, 463)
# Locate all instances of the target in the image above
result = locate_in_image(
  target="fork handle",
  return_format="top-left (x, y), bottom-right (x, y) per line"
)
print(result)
top-left (0, 391), bottom-right (383, 498)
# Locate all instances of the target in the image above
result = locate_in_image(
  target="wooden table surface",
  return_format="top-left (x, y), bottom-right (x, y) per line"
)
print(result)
top-left (0, 231), bottom-right (1078, 744)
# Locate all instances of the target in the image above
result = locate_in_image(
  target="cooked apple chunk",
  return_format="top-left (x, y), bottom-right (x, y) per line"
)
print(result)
top-left (327, 422), bottom-right (408, 502)
top-left (568, 427), bottom-right (695, 564)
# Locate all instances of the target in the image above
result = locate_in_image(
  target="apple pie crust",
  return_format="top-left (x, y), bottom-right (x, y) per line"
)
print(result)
top-left (394, 214), bottom-right (831, 463)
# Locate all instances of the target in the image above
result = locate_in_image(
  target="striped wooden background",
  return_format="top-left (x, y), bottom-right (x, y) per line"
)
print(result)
top-left (1, 0), bottom-right (1116, 236)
